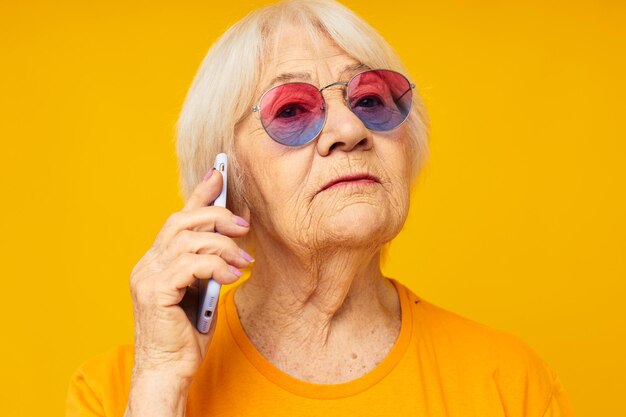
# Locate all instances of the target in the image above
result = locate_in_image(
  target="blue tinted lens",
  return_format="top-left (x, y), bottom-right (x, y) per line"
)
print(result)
top-left (347, 69), bottom-right (413, 131)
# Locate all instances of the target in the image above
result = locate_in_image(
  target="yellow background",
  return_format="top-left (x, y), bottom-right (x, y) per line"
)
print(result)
top-left (1, 1), bottom-right (624, 416)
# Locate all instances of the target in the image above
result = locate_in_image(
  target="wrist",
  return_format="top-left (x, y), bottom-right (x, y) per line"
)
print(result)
top-left (125, 369), bottom-right (192, 417)
top-left (133, 345), bottom-right (200, 382)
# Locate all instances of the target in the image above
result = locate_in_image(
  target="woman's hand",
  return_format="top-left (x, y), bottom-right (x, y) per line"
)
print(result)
top-left (125, 168), bottom-right (252, 417)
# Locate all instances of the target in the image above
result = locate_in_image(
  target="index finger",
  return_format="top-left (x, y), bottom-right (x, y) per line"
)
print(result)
top-left (182, 168), bottom-right (224, 212)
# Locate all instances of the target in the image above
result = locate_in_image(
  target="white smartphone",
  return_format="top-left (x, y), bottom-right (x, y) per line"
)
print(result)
top-left (196, 152), bottom-right (228, 334)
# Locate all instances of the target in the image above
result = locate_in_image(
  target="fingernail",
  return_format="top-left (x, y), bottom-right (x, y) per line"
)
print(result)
top-left (203, 168), bottom-right (215, 182)
top-left (239, 248), bottom-right (255, 263)
top-left (229, 265), bottom-right (243, 277)
top-left (233, 215), bottom-right (250, 227)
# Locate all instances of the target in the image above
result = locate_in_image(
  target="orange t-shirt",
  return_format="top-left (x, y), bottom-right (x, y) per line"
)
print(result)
top-left (67, 278), bottom-right (575, 416)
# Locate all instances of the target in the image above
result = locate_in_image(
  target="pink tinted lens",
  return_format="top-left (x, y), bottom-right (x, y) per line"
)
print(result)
top-left (259, 83), bottom-right (325, 146)
top-left (347, 70), bottom-right (412, 131)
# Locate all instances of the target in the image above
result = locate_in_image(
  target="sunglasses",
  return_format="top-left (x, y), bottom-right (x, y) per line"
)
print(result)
top-left (252, 68), bottom-right (415, 147)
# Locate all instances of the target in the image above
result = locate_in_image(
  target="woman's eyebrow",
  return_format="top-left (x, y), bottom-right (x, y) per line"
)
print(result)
top-left (339, 62), bottom-right (372, 79)
top-left (262, 62), bottom-right (371, 92)
top-left (265, 71), bottom-right (312, 89)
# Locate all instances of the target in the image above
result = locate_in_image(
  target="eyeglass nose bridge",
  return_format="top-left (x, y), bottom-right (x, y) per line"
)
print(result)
top-left (318, 81), bottom-right (350, 105)
top-left (319, 80), bottom-right (349, 92)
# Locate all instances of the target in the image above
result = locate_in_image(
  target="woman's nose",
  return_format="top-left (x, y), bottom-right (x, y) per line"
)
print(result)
top-left (316, 90), bottom-right (373, 156)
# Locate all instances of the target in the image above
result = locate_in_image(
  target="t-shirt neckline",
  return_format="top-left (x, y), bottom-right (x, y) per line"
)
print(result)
top-left (223, 277), bottom-right (413, 399)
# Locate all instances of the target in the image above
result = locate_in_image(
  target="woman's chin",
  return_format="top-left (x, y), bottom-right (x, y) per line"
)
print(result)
top-left (322, 203), bottom-right (401, 247)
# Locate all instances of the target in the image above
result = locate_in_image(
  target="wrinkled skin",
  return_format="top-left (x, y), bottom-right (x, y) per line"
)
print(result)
top-left (232, 26), bottom-right (412, 382)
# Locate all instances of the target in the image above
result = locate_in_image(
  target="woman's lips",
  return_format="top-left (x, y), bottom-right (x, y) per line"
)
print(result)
top-left (319, 174), bottom-right (379, 193)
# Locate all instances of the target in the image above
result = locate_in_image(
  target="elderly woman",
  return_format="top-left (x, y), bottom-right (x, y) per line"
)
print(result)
top-left (67, 1), bottom-right (575, 416)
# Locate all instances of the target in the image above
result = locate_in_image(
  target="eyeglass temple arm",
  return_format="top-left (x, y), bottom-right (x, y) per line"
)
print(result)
top-left (394, 83), bottom-right (415, 103)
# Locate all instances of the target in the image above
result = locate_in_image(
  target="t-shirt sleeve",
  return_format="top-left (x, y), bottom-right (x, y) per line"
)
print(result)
top-left (489, 329), bottom-right (577, 417)
top-left (66, 367), bottom-right (106, 417)
top-left (66, 345), bottom-right (133, 417)
top-left (542, 374), bottom-right (576, 417)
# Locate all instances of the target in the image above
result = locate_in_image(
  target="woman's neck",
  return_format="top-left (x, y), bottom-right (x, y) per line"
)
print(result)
top-left (233, 240), bottom-right (401, 383)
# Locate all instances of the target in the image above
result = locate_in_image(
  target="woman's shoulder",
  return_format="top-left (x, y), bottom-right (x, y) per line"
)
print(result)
top-left (397, 280), bottom-right (551, 366)
top-left (395, 281), bottom-right (575, 415)
top-left (71, 344), bottom-right (135, 382)
top-left (420, 296), bottom-right (555, 374)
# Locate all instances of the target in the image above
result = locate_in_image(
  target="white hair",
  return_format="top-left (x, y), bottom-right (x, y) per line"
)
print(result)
top-left (175, 0), bottom-right (430, 257)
